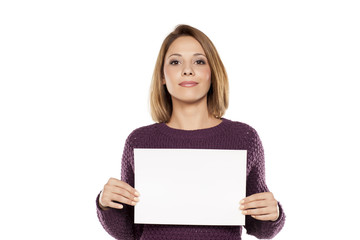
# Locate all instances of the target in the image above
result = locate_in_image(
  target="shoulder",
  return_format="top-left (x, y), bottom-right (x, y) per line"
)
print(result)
top-left (224, 118), bottom-right (260, 139)
top-left (124, 122), bottom-right (161, 146)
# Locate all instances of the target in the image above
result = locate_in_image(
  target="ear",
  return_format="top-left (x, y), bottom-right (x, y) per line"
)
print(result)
top-left (161, 78), bottom-right (166, 85)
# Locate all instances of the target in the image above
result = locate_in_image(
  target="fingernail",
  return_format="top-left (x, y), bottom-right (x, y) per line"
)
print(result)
top-left (240, 200), bottom-right (245, 204)
top-left (134, 197), bottom-right (139, 201)
top-left (239, 205), bottom-right (244, 209)
top-left (135, 191), bottom-right (140, 197)
top-left (132, 201), bottom-right (136, 205)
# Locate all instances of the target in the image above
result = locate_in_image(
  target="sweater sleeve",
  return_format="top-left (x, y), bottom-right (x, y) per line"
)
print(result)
top-left (96, 133), bottom-right (144, 240)
top-left (243, 128), bottom-right (286, 239)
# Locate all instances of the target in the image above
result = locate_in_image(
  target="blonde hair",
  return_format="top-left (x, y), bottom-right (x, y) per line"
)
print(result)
top-left (150, 24), bottom-right (229, 123)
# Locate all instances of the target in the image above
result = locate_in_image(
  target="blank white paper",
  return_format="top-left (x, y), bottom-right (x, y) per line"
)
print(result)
top-left (134, 148), bottom-right (247, 226)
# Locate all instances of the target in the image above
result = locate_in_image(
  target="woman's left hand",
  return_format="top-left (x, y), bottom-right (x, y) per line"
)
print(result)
top-left (239, 192), bottom-right (279, 221)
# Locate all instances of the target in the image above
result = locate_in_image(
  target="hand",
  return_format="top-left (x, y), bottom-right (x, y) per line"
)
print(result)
top-left (99, 177), bottom-right (140, 210)
top-left (239, 192), bottom-right (279, 221)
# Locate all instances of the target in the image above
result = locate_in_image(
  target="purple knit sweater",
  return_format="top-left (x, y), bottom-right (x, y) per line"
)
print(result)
top-left (96, 118), bottom-right (286, 240)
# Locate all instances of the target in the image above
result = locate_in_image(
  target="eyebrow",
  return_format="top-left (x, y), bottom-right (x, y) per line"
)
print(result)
top-left (167, 53), bottom-right (206, 59)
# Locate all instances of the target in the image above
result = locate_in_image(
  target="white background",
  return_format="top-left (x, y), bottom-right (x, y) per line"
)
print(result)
top-left (0, 0), bottom-right (359, 239)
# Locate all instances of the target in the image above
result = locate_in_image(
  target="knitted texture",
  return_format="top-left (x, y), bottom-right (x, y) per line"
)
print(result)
top-left (96, 118), bottom-right (286, 240)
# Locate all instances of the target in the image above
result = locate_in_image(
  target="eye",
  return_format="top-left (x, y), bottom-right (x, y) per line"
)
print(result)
top-left (170, 60), bottom-right (180, 65)
top-left (195, 59), bottom-right (206, 65)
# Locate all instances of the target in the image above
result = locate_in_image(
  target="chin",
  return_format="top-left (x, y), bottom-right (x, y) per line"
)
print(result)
top-left (172, 95), bottom-right (207, 105)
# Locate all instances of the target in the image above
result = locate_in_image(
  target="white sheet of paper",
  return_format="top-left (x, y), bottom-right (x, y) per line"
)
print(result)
top-left (134, 148), bottom-right (247, 226)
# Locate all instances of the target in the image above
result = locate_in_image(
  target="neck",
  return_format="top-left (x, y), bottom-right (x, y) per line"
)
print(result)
top-left (167, 97), bottom-right (221, 130)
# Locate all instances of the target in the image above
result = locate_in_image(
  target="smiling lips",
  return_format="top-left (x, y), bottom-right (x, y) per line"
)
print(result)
top-left (179, 81), bottom-right (198, 87)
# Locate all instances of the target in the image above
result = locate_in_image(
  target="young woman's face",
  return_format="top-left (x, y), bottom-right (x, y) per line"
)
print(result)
top-left (163, 36), bottom-right (211, 105)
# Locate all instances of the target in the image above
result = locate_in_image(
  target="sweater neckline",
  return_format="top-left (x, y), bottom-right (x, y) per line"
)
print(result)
top-left (157, 117), bottom-right (230, 138)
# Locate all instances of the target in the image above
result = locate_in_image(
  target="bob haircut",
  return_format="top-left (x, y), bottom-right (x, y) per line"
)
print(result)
top-left (150, 24), bottom-right (229, 123)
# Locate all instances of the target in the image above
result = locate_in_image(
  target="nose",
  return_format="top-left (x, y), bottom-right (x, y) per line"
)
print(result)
top-left (182, 64), bottom-right (194, 76)
top-left (183, 71), bottom-right (193, 76)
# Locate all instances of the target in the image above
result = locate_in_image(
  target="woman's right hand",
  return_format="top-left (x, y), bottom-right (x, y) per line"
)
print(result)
top-left (99, 177), bottom-right (140, 210)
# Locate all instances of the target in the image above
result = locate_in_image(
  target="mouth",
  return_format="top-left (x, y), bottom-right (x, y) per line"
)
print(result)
top-left (179, 81), bottom-right (198, 87)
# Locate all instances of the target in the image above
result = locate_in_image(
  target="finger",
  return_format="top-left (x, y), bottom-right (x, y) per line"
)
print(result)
top-left (101, 192), bottom-right (137, 208)
top-left (242, 206), bottom-right (271, 216)
top-left (111, 193), bottom-right (138, 206)
top-left (99, 191), bottom-right (108, 208)
top-left (251, 213), bottom-right (278, 221)
top-left (107, 201), bottom-right (124, 210)
top-left (240, 192), bottom-right (273, 204)
top-left (106, 185), bottom-right (140, 203)
top-left (240, 199), bottom-right (268, 210)
top-left (108, 178), bottom-right (140, 197)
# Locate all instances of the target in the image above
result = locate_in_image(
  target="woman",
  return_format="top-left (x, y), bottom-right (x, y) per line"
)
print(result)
top-left (96, 24), bottom-right (286, 239)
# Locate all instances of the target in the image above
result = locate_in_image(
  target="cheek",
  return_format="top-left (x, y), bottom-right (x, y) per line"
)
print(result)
top-left (163, 67), bottom-right (177, 93)
top-left (202, 67), bottom-right (211, 83)
top-left (163, 67), bottom-right (177, 83)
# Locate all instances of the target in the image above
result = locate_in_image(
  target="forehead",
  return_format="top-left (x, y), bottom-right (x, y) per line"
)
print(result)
top-left (166, 36), bottom-right (205, 56)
